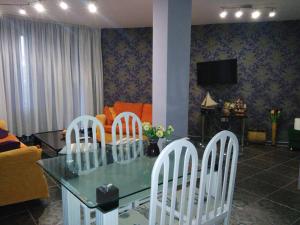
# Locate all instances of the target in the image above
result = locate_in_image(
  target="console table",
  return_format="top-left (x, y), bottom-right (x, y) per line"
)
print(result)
top-left (201, 110), bottom-right (247, 154)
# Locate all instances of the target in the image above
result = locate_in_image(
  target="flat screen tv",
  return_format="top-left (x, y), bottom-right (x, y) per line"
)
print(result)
top-left (197, 59), bottom-right (237, 85)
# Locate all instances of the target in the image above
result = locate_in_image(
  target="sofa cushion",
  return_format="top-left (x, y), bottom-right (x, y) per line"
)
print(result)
top-left (0, 128), bottom-right (9, 139)
top-left (0, 141), bottom-right (20, 152)
top-left (114, 101), bottom-right (143, 118)
top-left (141, 104), bottom-right (152, 123)
top-left (104, 106), bottom-right (116, 125)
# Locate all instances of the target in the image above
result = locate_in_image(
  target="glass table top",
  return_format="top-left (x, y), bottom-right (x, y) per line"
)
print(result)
top-left (38, 137), bottom-right (204, 209)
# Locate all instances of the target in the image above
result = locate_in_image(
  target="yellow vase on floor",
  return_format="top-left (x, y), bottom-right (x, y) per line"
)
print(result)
top-left (271, 122), bottom-right (277, 145)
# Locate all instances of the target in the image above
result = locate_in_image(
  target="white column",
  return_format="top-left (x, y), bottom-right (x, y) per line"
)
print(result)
top-left (152, 0), bottom-right (192, 136)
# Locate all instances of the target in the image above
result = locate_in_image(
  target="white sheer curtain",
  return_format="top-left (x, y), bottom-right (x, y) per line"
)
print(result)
top-left (0, 17), bottom-right (104, 136)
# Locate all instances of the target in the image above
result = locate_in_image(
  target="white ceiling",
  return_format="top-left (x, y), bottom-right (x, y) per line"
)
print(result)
top-left (0, 0), bottom-right (299, 28)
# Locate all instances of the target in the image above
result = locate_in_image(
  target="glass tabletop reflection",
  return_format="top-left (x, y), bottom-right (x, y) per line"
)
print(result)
top-left (38, 138), bottom-right (205, 208)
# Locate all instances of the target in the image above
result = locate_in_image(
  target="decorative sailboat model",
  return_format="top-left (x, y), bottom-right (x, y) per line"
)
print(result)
top-left (201, 92), bottom-right (218, 109)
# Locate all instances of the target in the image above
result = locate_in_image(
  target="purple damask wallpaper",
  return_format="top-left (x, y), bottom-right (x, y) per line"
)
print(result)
top-left (102, 21), bottom-right (300, 141)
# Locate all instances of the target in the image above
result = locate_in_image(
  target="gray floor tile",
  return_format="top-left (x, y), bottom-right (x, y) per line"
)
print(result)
top-left (233, 188), bottom-right (261, 209)
top-left (236, 163), bottom-right (261, 178)
top-left (28, 200), bottom-right (63, 225)
top-left (242, 158), bottom-right (278, 169)
top-left (256, 153), bottom-right (291, 164)
top-left (267, 164), bottom-right (299, 178)
top-left (237, 178), bottom-right (279, 197)
top-left (0, 211), bottom-right (36, 225)
top-left (283, 180), bottom-right (300, 194)
top-left (283, 159), bottom-right (300, 169)
top-left (267, 189), bottom-right (300, 211)
top-left (48, 187), bottom-right (62, 202)
top-left (292, 218), bottom-right (300, 225)
top-left (251, 170), bottom-right (295, 188)
top-left (0, 202), bottom-right (27, 219)
top-left (230, 199), bottom-right (300, 225)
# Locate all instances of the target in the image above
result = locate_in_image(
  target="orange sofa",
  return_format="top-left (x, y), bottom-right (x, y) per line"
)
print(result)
top-left (0, 120), bottom-right (49, 206)
top-left (96, 101), bottom-right (152, 142)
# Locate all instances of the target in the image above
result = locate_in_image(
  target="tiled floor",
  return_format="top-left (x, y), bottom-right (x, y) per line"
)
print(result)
top-left (0, 144), bottom-right (299, 225)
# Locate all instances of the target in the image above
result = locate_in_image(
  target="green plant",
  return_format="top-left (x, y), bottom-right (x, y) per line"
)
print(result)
top-left (142, 123), bottom-right (174, 139)
top-left (270, 108), bottom-right (281, 123)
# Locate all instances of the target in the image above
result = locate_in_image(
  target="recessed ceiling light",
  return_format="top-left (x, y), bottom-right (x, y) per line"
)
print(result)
top-left (251, 10), bottom-right (261, 19)
top-left (59, 1), bottom-right (69, 10)
top-left (33, 2), bottom-right (46, 13)
top-left (19, 8), bottom-right (27, 15)
top-left (219, 10), bottom-right (228, 19)
top-left (269, 10), bottom-right (276, 18)
top-left (87, 2), bottom-right (97, 14)
top-left (235, 10), bottom-right (243, 18)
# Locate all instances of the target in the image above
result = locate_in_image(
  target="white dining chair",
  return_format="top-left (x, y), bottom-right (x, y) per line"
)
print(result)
top-left (195, 130), bottom-right (239, 225)
top-left (65, 115), bottom-right (106, 225)
top-left (119, 139), bottom-right (199, 225)
top-left (111, 112), bottom-right (143, 163)
top-left (120, 130), bottom-right (239, 225)
top-left (66, 115), bottom-right (106, 172)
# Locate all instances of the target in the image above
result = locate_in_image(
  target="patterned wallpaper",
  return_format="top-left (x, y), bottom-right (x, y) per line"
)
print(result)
top-left (102, 21), bottom-right (300, 141)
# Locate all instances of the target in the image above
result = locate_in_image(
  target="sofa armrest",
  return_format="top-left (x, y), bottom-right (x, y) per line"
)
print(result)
top-left (96, 114), bottom-right (107, 126)
top-left (0, 147), bottom-right (41, 166)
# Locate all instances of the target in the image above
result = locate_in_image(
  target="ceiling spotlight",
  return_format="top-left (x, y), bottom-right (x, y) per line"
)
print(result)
top-left (269, 9), bottom-right (276, 18)
top-left (19, 8), bottom-right (27, 15)
top-left (59, 1), bottom-right (69, 10)
top-left (33, 2), bottom-right (46, 13)
top-left (219, 10), bottom-right (228, 19)
top-left (87, 1), bottom-right (98, 13)
top-left (251, 10), bottom-right (261, 19)
top-left (235, 10), bottom-right (243, 18)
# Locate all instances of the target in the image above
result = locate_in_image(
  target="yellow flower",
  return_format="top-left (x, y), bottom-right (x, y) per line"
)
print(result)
top-left (157, 125), bottom-right (165, 131)
top-left (156, 130), bottom-right (164, 138)
top-left (167, 125), bottom-right (174, 132)
top-left (142, 122), bottom-right (151, 131)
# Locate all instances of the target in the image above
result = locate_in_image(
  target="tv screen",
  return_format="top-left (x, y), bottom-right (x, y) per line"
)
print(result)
top-left (197, 59), bottom-right (237, 85)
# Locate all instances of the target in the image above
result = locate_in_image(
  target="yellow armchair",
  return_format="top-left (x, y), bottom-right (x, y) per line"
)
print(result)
top-left (0, 146), bottom-right (49, 206)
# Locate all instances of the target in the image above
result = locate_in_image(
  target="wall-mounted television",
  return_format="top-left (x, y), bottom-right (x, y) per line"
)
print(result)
top-left (197, 59), bottom-right (237, 85)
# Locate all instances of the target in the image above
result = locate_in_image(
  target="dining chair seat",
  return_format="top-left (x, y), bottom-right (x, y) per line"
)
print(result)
top-left (119, 187), bottom-right (217, 225)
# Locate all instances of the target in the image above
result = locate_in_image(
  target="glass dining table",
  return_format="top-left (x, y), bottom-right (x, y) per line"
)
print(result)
top-left (38, 137), bottom-right (204, 225)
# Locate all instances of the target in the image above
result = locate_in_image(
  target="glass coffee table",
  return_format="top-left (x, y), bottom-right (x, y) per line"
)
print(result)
top-left (38, 138), bottom-right (204, 225)
top-left (33, 130), bottom-right (66, 157)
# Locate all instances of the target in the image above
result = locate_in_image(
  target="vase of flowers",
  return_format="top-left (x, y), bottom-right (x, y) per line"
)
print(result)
top-left (142, 123), bottom-right (174, 157)
top-left (270, 109), bottom-right (281, 146)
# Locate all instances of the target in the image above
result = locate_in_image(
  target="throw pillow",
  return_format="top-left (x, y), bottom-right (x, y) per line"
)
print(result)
top-left (0, 141), bottom-right (20, 152)
top-left (0, 128), bottom-right (9, 139)
top-left (104, 106), bottom-right (115, 125)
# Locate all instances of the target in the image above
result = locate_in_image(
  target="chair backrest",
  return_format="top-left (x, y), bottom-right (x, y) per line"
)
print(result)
top-left (66, 115), bottom-right (106, 173)
top-left (111, 112), bottom-right (143, 163)
top-left (149, 139), bottom-right (199, 225)
top-left (195, 130), bottom-right (239, 225)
